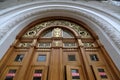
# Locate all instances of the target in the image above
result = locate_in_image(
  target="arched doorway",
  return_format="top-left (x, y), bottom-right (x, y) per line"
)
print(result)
top-left (0, 18), bottom-right (120, 80)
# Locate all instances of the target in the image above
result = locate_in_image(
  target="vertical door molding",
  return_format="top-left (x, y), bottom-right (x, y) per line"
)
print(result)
top-left (17, 39), bottom-right (37, 80)
top-left (0, 46), bottom-right (15, 75)
top-left (77, 39), bottom-right (95, 80)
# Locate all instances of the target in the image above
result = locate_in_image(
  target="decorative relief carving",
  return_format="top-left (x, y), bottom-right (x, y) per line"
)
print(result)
top-left (17, 42), bottom-right (31, 47)
top-left (78, 39), bottom-right (84, 46)
top-left (64, 42), bottom-right (76, 47)
top-left (23, 20), bottom-right (92, 38)
top-left (53, 41), bottom-right (62, 47)
top-left (37, 42), bottom-right (51, 48)
top-left (55, 41), bottom-right (59, 46)
top-left (53, 28), bottom-right (62, 37)
top-left (83, 42), bottom-right (95, 47)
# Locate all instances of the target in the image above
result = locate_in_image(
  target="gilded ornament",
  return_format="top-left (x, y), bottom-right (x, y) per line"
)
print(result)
top-left (23, 20), bottom-right (92, 38)
top-left (53, 28), bottom-right (62, 37)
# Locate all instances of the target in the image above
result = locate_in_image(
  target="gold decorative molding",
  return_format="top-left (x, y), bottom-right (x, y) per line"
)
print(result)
top-left (17, 42), bottom-right (31, 47)
top-left (53, 40), bottom-right (62, 47)
top-left (23, 20), bottom-right (92, 38)
top-left (83, 42), bottom-right (95, 47)
top-left (53, 28), bottom-right (62, 37)
top-left (78, 39), bottom-right (84, 47)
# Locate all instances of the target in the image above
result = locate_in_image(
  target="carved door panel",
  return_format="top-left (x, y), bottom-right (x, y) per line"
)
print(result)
top-left (48, 49), bottom-right (62, 80)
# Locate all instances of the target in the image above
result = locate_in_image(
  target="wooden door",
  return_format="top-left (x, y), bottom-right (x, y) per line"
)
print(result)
top-left (0, 21), bottom-right (120, 80)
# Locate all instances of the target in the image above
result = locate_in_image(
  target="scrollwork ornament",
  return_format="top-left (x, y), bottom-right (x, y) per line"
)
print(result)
top-left (22, 20), bottom-right (92, 38)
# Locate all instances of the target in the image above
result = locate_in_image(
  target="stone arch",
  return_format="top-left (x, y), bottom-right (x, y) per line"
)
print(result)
top-left (17, 17), bottom-right (97, 39)
top-left (0, 2), bottom-right (120, 70)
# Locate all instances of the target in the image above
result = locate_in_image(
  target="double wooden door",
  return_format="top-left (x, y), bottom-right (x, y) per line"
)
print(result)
top-left (27, 48), bottom-right (86, 80)
top-left (0, 46), bottom-right (86, 80)
top-left (0, 43), bottom-right (118, 80)
top-left (0, 26), bottom-right (119, 80)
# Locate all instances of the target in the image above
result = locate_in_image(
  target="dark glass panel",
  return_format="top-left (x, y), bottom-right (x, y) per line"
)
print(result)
top-left (98, 69), bottom-right (105, 72)
top-left (90, 54), bottom-right (99, 61)
top-left (14, 54), bottom-right (24, 62)
top-left (71, 69), bottom-right (80, 80)
top-left (35, 70), bottom-right (42, 73)
top-left (33, 77), bottom-right (41, 80)
top-left (68, 55), bottom-right (76, 61)
top-left (33, 70), bottom-right (42, 80)
top-left (41, 29), bottom-right (52, 38)
top-left (98, 68), bottom-right (108, 79)
top-left (5, 69), bottom-right (16, 80)
top-left (37, 55), bottom-right (46, 62)
top-left (63, 29), bottom-right (74, 38)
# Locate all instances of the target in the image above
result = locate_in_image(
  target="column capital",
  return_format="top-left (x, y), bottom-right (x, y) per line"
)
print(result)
top-left (78, 39), bottom-right (84, 47)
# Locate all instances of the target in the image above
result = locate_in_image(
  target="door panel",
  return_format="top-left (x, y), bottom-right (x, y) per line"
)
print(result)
top-left (86, 51), bottom-right (104, 65)
top-left (0, 26), bottom-right (119, 80)
top-left (48, 49), bottom-right (62, 80)
top-left (8, 51), bottom-right (27, 66)
top-left (92, 65), bottom-right (113, 80)
top-left (32, 52), bottom-right (50, 66)
top-left (0, 67), bottom-right (19, 80)
top-left (28, 66), bottom-right (48, 80)
top-left (63, 52), bottom-right (81, 66)
top-left (66, 65), bottom-right (85, 80)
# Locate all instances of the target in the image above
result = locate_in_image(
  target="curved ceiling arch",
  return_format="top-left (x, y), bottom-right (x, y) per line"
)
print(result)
top-left (0, 1), bottom-right (120, 70)
top-left (18, 17), bottom-right (95, 39)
